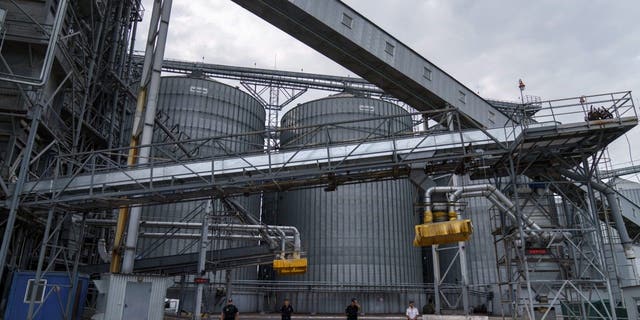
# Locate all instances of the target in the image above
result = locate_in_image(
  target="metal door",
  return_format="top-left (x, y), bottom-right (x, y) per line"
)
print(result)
top-left (122, 281), bottom-right (152, 319)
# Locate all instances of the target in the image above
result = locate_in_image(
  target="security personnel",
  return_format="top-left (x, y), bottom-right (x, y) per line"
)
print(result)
top-left (280, 298), bottom-right (294, 320)
top-left (220, 298), bottom-right (239, 320)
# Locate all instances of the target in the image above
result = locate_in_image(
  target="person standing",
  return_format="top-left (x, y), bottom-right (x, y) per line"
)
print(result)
top-left (280, 298), bottom-right (294, 320)
top-left (406, 301), bottom-right (419, 320)
top-left (220, 298), bottom-right (239, 320)
top-left (423, 298), bottom-right (435, 314)
top-left (345, 298), bottom-right (360, 320)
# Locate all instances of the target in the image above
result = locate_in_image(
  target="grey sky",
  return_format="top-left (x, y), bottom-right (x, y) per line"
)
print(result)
top-left (136, 0), bottom-right (640, 171)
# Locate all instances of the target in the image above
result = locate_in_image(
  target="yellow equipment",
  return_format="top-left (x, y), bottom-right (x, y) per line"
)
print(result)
top-left (413, 210), bottom-right (473, 246)
top-left (273, 258), bottom-right (308, 275)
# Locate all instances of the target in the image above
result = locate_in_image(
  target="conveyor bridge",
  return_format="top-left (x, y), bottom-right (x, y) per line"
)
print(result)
top-left (6, 91), bottom-right (636, 212)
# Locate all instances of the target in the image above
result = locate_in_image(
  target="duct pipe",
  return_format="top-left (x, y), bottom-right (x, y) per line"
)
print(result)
top-left (457, 191), bottom-right (570, 242)
top-left (90, 218), bottom-right (302, 254)
top-left (140, 233), bottom-right (294, 241)
top-left (97, 239), bottom-right (111, 263)
top-left (87, 219), bottom-right (299, 235)
top-left (122, 0), bottom-right (173, 274)
top-left (194, 200), bottom-right (211, 320)
top-left (424, 185), bottom-right (545, 232)
top-left (561, 170), bottom-right (635, 259)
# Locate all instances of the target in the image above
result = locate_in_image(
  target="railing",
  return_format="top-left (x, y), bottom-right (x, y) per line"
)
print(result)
top-left (9, 92), bottom-right (637, 208)
top-left (521, 91), bottom-right (636, 128)
top-left (39, 108), bottom-right (511, 178)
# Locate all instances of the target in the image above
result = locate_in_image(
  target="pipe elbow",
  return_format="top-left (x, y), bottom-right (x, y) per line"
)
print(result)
top-left (98, 239), bottom-right (111, 263)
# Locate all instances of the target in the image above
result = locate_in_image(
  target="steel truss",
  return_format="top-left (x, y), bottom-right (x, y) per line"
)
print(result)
top-left (486, 150), bottom-right (638, 318)
top-left (10, 92), bottom-right (635, 211)
top-left (0, 0), bottom-right (143, 317)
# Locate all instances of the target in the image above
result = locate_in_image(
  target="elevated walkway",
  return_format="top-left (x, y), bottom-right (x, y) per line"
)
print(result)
top-left (3, 92), bottom-right (637, 213)
top-left (2, 92), bottom-right (638, 211)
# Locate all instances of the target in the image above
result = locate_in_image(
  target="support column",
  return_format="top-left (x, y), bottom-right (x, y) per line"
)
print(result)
top-left (225, 270), bottom-right (233, 301)
top-left (507, 157), bottom-right (536, 320)
top-left (582, 158), bottom-right (618, 320)
top-left (26, 206), bottom-right (55, 320)
top-left (432, 245), bottom-right (441, 314)
top-left (452, 174), bottom-right (470, 315)
top-left (0, 104), bottom-right (43, 284)
top-left (194, 200), bottom-right (212, 320)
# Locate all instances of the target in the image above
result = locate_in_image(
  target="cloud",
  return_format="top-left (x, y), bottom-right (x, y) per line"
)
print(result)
top-left (137, 0), bottom-right (640, 170)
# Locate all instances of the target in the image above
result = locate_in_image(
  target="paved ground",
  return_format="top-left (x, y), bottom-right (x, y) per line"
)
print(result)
top-left (164, 314), bottom-right (504, 320)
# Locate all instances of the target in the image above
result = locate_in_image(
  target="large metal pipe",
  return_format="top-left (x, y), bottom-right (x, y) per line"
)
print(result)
top-left (561, 170), bottom-right (635, 259)
top-left (424, 184), bottom-right (544, 232)
top-left (89, 219), bottom-right (302, 253)
top-left (121, 0), bottom-right (173, 274)
top-left (110, 0), bottom-right (166, 274)
top-left (139, 233), bottom-right (294, 241)
top-left (97, 239), bottom-right (111, 263)
top-left (87, 219), bottom-right (299, 235)
top-left (194, 201), bottom-right (211, 320)
top-left (422, 184), bottom-right (578, 246)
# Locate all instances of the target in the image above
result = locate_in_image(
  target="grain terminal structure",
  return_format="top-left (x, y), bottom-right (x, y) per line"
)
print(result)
top-left (0, 1), bottom-right (639, 320)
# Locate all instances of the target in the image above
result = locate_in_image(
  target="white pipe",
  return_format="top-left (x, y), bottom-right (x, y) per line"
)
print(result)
top-left (89, 219), bottom-right (303, 258)
top-left (194, 201), bottom-right (211, 320)
top-left (424, 185), bottom-right (568, 242)
top-left (87, 219), bottom-right (299, 236)
top-left (122, 0), bottom-right (174, 274)
top-left (97, 239), bottom-right (111, 263)
top-left (139, 233), bottom-right (294, 241)
top-left (456, 190), bottom-right (571, 242)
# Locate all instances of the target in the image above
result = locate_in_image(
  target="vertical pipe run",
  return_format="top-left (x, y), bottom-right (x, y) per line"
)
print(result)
top-left (121, 0), bottom-right (173, 274)
top-left (194, 200), bottom-right (212, 320)
top-left (109, 0), bottom-right (159, 273)
top-left (451, 175), bottom-right (469, 315)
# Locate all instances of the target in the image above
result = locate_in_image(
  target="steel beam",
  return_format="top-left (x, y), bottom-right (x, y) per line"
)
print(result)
top-left (18, 125), bottom-right (513, 201)
top-left (12, 116), bottom-right (637, 211)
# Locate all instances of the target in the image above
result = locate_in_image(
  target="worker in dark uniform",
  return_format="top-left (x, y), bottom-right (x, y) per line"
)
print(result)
top-left (220, 298), bottom-right (239, 320)
top-left (345, 298), bottom-right (360, 320)
top-left (280, 298), bottom-right (294, 320)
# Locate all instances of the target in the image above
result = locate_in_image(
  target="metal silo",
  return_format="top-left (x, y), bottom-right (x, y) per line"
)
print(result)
top-left (137, 76), bottom-right (265, 313)
top-left (273, 94), bottom-right (424, 313)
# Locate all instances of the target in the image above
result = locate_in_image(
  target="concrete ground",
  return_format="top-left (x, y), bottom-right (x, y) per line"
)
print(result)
top-left (164, 314), bottom-right (505, 320)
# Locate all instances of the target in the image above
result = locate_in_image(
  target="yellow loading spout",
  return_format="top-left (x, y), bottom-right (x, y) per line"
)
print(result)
top-left (273, 258), bottom-right (308, 275)
top-left (413, 219), bottom-right (473, 247)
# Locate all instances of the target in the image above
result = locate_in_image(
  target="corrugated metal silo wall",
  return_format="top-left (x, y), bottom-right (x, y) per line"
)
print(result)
top-left (273, 95), bottom-right (424, 314)
top-left (137, 76), bottom-right (265, 312)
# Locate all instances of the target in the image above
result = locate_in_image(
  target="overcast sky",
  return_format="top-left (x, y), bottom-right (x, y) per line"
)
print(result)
top-left (136, 0), bottom-right (640, 173)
